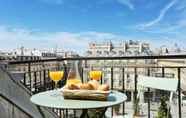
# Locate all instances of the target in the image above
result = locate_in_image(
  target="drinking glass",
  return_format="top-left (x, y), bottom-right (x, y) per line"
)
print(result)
top-left (49, 71), bottom-right (64, 90)
top-left (89, 70), bottom-right (102, 81)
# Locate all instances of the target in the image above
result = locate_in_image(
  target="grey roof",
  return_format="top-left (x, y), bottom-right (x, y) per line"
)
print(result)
top-left (0, 67), bottom-right (58, 118)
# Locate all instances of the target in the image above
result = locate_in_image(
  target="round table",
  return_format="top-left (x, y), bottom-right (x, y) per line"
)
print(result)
top-left (30, 90), bottom-right (127, 118)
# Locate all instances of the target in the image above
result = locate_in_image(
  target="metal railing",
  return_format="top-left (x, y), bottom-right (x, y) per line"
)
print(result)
top-left (7, 55), bottom-right (186, 118)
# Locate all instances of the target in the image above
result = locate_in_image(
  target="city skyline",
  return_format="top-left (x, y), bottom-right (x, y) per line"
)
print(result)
top-left (0, 0), bottom-right (186, 54)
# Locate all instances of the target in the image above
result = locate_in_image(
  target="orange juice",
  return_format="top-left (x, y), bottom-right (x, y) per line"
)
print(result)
top-left (89, 71), bottom-right (102, 81)
top-left (66, 79), bottom-right (81, 85)
top-left (49, 71), bottom-right (64, 82)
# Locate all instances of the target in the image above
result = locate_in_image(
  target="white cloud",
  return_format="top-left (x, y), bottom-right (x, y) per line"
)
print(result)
top-left (1, 25), bottom-right (186, 54)
top-left (0, 26), bottom-right (124, 54)
top-left (116, 0), bottom-right (134, 10)
top-left (133, 0), bottom-right (186, 37)
top-left (139, 0), bottom-right (177, 29)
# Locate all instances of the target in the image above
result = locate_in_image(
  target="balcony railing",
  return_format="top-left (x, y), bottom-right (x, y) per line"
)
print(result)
top-left (6, 55), bottom-right (186, 118)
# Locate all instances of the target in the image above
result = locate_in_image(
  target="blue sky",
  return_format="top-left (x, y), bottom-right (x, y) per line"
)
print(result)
top-left (0, 0), bottom-right (186, 54)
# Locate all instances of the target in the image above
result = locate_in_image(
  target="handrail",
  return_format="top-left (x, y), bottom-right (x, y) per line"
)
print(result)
top-left (7, 54), bottom-right (186, 65)
top-left (21, 65), bottom-right (186, 74)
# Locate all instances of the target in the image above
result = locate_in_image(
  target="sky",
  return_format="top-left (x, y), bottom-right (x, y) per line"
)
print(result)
top-left (0, 0), bottom-right (186, 54)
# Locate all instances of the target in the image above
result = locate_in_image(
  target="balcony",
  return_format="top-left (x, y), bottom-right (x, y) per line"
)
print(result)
top-left (1, 55), bottom-right (186, 118)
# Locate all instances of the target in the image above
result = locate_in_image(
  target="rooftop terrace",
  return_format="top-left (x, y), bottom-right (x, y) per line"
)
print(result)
top-left (1, 55), bottom-right (186, 118)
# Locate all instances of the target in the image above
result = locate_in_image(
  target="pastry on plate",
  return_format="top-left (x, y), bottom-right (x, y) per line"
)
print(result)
top-left (88, 80), bottom-right (100, 90)
top-left (98, 84), bottom-right (109, 91)
top-left (67, 83), bottom-right (80, 90)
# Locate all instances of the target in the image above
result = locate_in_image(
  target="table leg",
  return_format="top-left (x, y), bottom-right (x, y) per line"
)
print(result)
top-left (66, 109), bottom-right (68, 118)
top-left (99, 108), bottom-right (107, 118)
top-left (80, 109), bottom-right (89, 118)
top-left (86, 108), bottom-right (107, 118)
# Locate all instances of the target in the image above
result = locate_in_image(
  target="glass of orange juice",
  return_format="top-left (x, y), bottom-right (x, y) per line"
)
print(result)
top-left (49, 71), bottom-right (64, 90)
top-left (89, 70), bottom-right (102, 81)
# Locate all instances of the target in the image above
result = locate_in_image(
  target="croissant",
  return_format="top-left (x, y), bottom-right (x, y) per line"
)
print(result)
top-left (88, 80), bottom-right (99, 90)
top-left (67, 83), bottom-right (80, 90)
top-left (98, 84), bottom-right (109, 91)
top-left (80, 83), bottom-right (94, 90)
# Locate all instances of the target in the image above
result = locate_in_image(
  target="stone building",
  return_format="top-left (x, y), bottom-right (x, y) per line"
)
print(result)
top-left (85, 40), bottom-right (151, 57)
top-left (83, 40), bottom-right (153, 101)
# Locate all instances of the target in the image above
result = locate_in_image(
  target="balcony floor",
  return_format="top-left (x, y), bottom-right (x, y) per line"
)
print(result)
top-left (104, 102), bottom-right (186, 118)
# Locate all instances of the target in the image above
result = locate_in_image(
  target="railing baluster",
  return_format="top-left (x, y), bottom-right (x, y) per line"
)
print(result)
top-left (85, 60), bottom-right (87, 68)
top-left (28, 63), bottom-right (32, 91)
top-left (62, 109), bottom-right (64, 118)
top-left (101, 72), bottom-right (103, 84)
top-left (122, 67), bottom-right (125, 115)
top-left (134, 67), bottom-right (137, 102)
top-left (59, 109), bottom-right (62, 118)
top-left (162, 67), bottom-right (165, 77)
top-left (39, 70), bottom-right (42, 91)
top-left (43, 69), bottom-right (46, 90)
top-left (111, 67), bottom-right (114, 90)
top-left (23, 72), bottom-right (26, 86)
top-left (81, 68), bottom-right (84, 83)
top-left (111, 67), bottom-right (113, 117)
top-left (34, 71), bottom-right (37, 93)
top-left (147, 68), bottom-right (150, 118)
top-left (178, 68), bottom-right (182, 118)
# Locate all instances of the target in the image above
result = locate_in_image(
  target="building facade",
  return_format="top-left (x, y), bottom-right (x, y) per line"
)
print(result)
top-left (85, 40), bottom-right (151, 57)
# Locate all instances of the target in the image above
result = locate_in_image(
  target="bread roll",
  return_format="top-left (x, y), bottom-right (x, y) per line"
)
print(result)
top-left (87, 83), bottom-right (95, 90)
top-left (98, 84), bottom-right (109, 91)
top-left (88, 80), bottom-right (100, 90)
top-left (67, 84), bottom-right (80, 90)
top-left (80, 83), bottom-right (94, 90)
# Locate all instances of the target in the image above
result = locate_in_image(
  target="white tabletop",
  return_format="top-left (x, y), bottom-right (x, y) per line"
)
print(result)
top-left (30, 90), bottom-right (127, 110)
